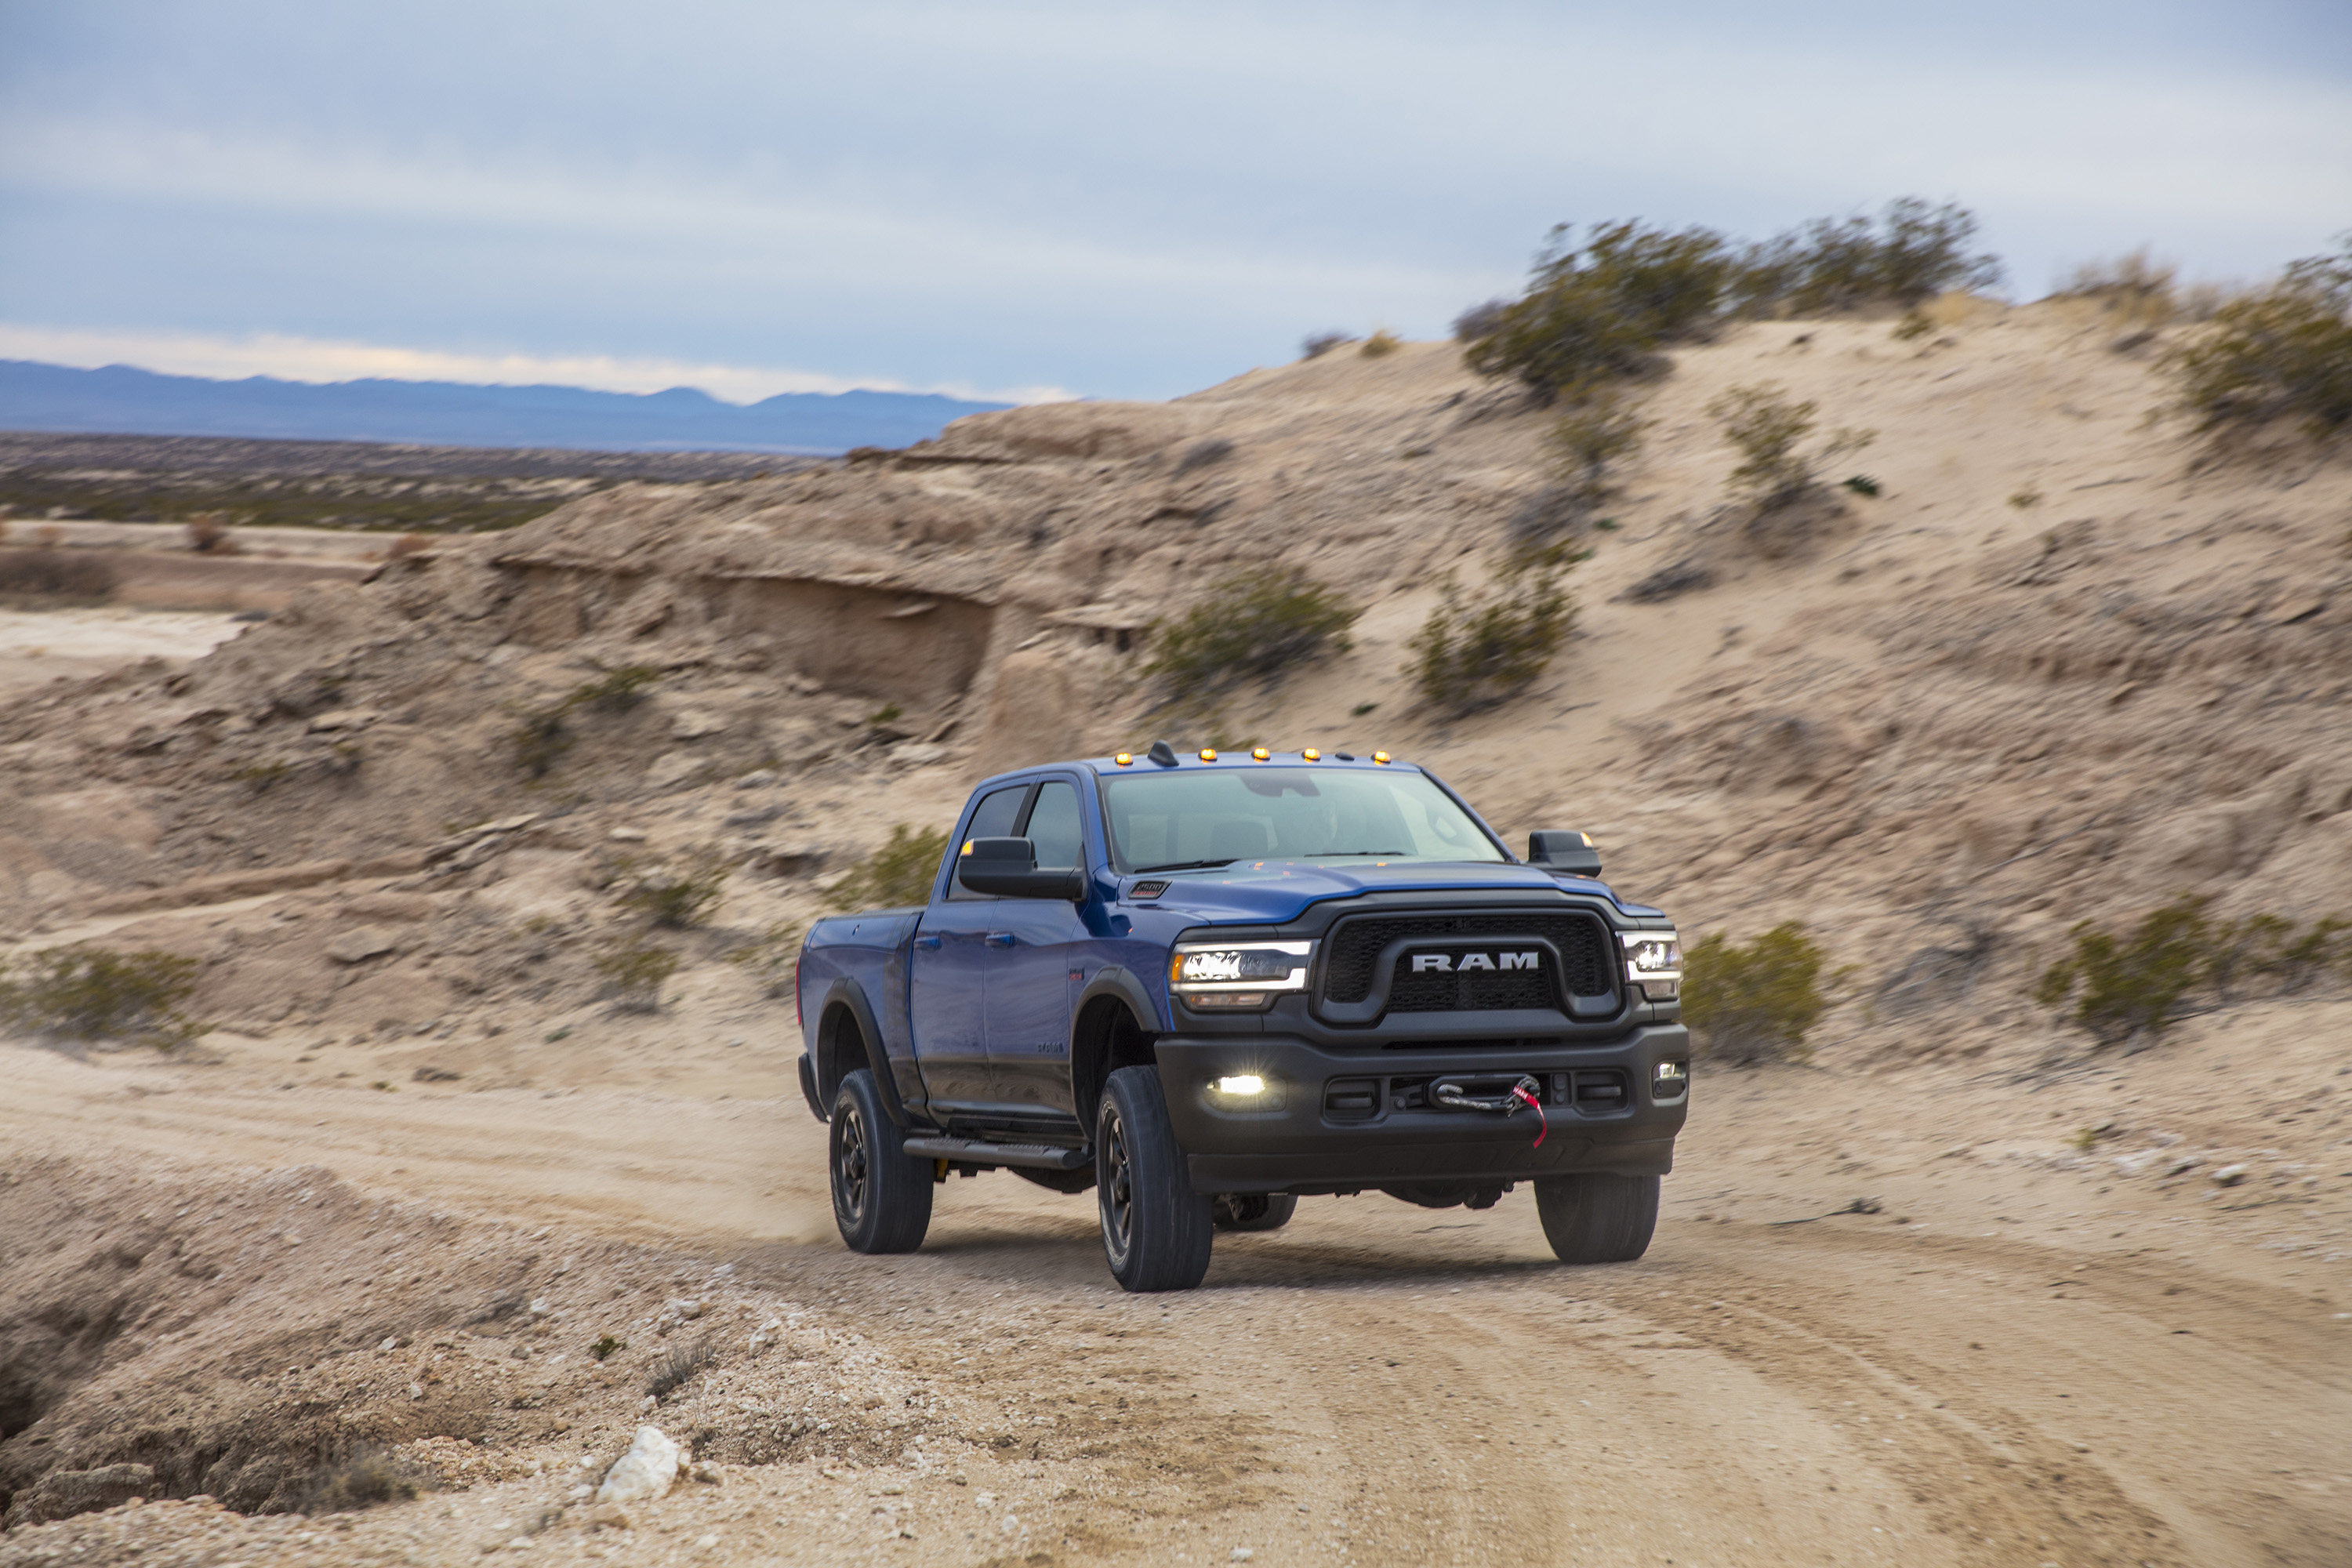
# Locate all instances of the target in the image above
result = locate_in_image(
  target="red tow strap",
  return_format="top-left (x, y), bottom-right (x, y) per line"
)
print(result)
top-left (1510, 1079), bottom-right (1547, 1149)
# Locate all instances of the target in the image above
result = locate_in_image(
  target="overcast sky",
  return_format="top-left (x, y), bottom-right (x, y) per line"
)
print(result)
top-left (2, 0), bottom-right (2347, 403)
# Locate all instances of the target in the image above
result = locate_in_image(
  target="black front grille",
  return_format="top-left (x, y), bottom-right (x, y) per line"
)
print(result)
top-left (1322, 911), bottom-right (1615, 1011)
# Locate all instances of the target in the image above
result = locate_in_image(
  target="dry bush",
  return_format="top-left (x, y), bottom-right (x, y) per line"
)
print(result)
top-left (0, 946), bottom-right (205, 1047)
top-left (2053, 247), bottom-right (2179, 329)
top-left (2035, 898), bottom-right (2348, 1047)
top-left (1733, 198), bottom-right (2002, 316)
top-left (184, 515), bottom-right (238, 554)
top-left (593, 938), bottom-right (679, 1012)
top-left (1171, 437), bottom-right (1235, 476)
top-left (383, 532), bottom-right (434, 561)
top-left (1142, 568), bottom-right (1360, 706)
top-left (1301, 331), bottom-right (1358, 359)
top-left (1682, 924), bottom-right (1829, 1062)
top-left (1406, 547), bottom-right (1577, 715)
top-left (1359, 329), bottom-right (1402, 358)
top-left (646, 1335), bottom-right (717, 1399)
top-left (826, 825), bottom-right (952, 912)
top-left (1515, 394), bottom-right (1646, 547)
top-left (1708, 383), bottom-right (1875, 513)
top-left (2166, 238), bottom-right (2352, 444)
top-left (615, 848), bottom-right (729, 928)
top-left (301, 1447), bottom-right (417, 1514)
top-left (0, 546), bottom-right (116, 599)
top-left (506, 664), bottom-right (662, 778)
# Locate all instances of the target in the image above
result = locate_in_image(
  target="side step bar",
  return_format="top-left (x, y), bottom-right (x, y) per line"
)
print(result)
top-left (902, 1135), bottom-right (1091, 1171)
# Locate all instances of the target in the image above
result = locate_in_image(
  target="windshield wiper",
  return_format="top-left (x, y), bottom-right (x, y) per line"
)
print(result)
top-left (1130, 858), bottom-right (1238, 873)
top-left (1310, 850), bottom-right (1410, 857)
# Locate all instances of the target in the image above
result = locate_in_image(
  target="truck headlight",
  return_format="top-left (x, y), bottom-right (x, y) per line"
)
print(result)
top-left (1171, 940), bottom-right (1312, 1011)
top-left (1622, 930), bottom-right (1682, 1000)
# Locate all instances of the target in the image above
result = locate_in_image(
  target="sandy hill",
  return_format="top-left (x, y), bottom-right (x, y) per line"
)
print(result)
top-left (2, 297), bottom-right (2346, 1061)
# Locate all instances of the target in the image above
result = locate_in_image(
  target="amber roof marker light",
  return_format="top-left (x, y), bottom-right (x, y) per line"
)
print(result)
top-left (1199, 748), bottom-right (1218, 762)
top-left (1113, 752), bottom-right (1134, 766)
top-left (1301, 748), bottom-right (1320, 761)
top-left (1250, 746), bottom-right (1271, 761)
top-left (1371, 751), bottom-right (1392, 764)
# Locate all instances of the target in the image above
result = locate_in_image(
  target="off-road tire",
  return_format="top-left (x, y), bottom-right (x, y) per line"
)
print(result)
top-left (830, 1069), bottom-right (934, 1254)
top-left (1534, 1172), bottom-right (1658, 1264)
top-left (1212, 1192), bottom-right (1298, 1232)
top-left (1097, 1065), bottom-right (1214, 1291)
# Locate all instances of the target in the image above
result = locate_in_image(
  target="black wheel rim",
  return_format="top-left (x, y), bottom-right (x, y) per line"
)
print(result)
top-left (834, 1103), bottom-right (869, 1225)
top-left (1099, 1105), bottom-right (1134, 1264)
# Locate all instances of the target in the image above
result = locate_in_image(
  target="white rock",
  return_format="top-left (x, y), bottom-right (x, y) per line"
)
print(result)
top-left (307, 708), bottom-right (379, 734)
top-left (891, 742), bottom-right (949, 768)
top-left (2209, 1163), bottom-right (2249, 1187)
top-left (2111, 1150), bottom-right (2160, 1176)
top-left (596, 1425), bottom-right (686, 1505)
top-left (646, 751), bottom-right (706, 789)
top-left (2165, 1155), bottom-right (2203, 1177)
top-left (608, 827), bottom-right (648, 843)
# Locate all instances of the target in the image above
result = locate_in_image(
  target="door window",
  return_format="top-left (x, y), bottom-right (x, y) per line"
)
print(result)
top-left (946, 784), bottom-right (1032, 900)
top-left (1022, 780), bottom-right (1086, 869)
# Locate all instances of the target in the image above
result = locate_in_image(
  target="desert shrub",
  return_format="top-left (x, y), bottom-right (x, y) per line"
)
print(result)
top-left (1452, 299), bottom-right (1511, 342)
top-left (593, 938), bottom-right (679, 1012)
top-left (590, 1334), bottom-right (625, 1361)
top-left (383, 532), bottom-right (434, 561)
top-left (827, 824), bottom-right (953, 911)
top-left (0, 946), bottom-right (204, 1047)
top-left (2166, 238), bottom-right (2352, 442)
top-left (2053, 248), bottom-right (2179, 329)
top-left (1532, 393), bottom-right (1647, 538)
top-left (1142, 568), bottom-right (1360, 706)
top-left (1461, 201), bottom-right (2001, 404)
top-left (1708, 383), bottom-right (1875, 511)
top-left (1681, 924), bottom-right (1828, 1062)
top-left (728, 921), bottom-right (804, 998)
top-left (1406, 547), bottom-right (1577, 714)
top-left (184, 515), bottom-right (238, 554)
top-left (2033, 895), bottom-right (2215, 1047)
top-left (302, 1447), bottom-right (416, 1514)
top-left (615, 848), bottom-right (729, 928)
top-left (0, 546), bottom-right (116, 598)
top-left (646, 1335), bottom-right (717, 1399)
top-left (1359, 329), bottom-right (1402, 358)
top-left (1733, 198), bottom-right (2002, 316)
top-left (2037, 899), bottom-right (2350, 1044)
top-left (1463, 220), bottom-right (1736, 403)
top-left (1301, 331), bottom-right (1358, 359)
top-left (569, 664), bottom-right (661, 714)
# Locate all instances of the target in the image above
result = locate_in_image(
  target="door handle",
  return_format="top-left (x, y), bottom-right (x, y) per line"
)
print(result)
top-left (914, 935), bottom-right (942, 949)
top-left (984, 932), bottom-right (1015, 948)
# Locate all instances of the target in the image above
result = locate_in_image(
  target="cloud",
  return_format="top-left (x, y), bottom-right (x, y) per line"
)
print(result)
top-left (0, 323), bottom-right (1073, 405)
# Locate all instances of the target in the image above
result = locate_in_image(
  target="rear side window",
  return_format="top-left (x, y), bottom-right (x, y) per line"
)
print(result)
top-left (1023, 780), bottom-right (1085, 869)
top-left (947, 784), bottom-right (1032, 900)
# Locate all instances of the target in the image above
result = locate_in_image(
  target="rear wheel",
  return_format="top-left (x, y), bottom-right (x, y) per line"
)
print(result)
top-left (1212, 1192), bottom-right (1298, 1232)
top-left (1534, 1173), bottom-right (1658, 1264)
top-left (1097, 1065), bottom-right (1214, 1291)
top-left (830, 1069), bottom-right (933, 1254)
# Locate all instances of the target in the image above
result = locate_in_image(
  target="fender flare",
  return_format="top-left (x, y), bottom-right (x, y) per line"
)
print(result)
top-left (1065, 965), bottom-right (1164, 1110)
top-left (811, 977), bottom-right (914, 1128)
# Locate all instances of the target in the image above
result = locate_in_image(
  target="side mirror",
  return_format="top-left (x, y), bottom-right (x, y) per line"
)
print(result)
top-left (955, 837), bottom-right (1087, 900)
top-left (1527, 829), bottom-right (1602, 877)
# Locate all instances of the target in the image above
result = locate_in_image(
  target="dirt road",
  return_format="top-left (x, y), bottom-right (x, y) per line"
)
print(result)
top-left (2, 996), bottom-right (2343, 1568)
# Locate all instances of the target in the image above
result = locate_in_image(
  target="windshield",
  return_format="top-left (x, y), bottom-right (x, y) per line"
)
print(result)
top-left (1100, 767), bottom-right (1506, 872)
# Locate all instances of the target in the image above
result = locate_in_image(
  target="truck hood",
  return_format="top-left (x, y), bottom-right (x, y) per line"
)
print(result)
top-left (1145, 859), bottom-right (1662, 924)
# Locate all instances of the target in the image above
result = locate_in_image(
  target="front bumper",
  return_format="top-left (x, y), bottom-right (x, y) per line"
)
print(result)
top-left (1155, 1025), bottom-right (1689, 1194)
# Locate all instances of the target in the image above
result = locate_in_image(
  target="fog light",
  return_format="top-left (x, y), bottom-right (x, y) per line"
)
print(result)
top-left (1207, 1073), bottom-right (1284, 1110)
top-left (1654, 1061), bottom-right (1688, 1091)
top-left (1214, 1074), bottom-right (1265, 1096)
top-left (1640, 978), bottom-right (1680, 1000)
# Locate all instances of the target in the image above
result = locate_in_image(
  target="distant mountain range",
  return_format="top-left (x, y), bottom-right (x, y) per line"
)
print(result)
top-left (0, 359), bottom-right (1011, 454)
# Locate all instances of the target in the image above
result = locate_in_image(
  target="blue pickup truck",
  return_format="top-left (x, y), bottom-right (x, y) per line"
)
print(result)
top-left (794, 740), bottom-right (1687, 1291)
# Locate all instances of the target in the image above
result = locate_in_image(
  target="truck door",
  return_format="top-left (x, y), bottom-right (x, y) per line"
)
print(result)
top-left (908, 782), bottom-right (1028, 1112)
top-left (983, 778), bottom-right (1091, 1117)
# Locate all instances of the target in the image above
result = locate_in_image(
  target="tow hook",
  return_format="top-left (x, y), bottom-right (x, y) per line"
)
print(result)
top-left (1430, 1074), bottom-right (1548, 1149)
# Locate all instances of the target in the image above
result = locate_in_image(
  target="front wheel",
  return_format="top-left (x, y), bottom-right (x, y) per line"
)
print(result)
top-left (1212, 1192), bottom-right (1298, 1232)
top-left (1097, 1065), bottom-right (1214, 1291)
top-left (1534, 1172), bottom-right (1658, 1265)
top-left (830, 1069), bottom-right (933, 1254)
